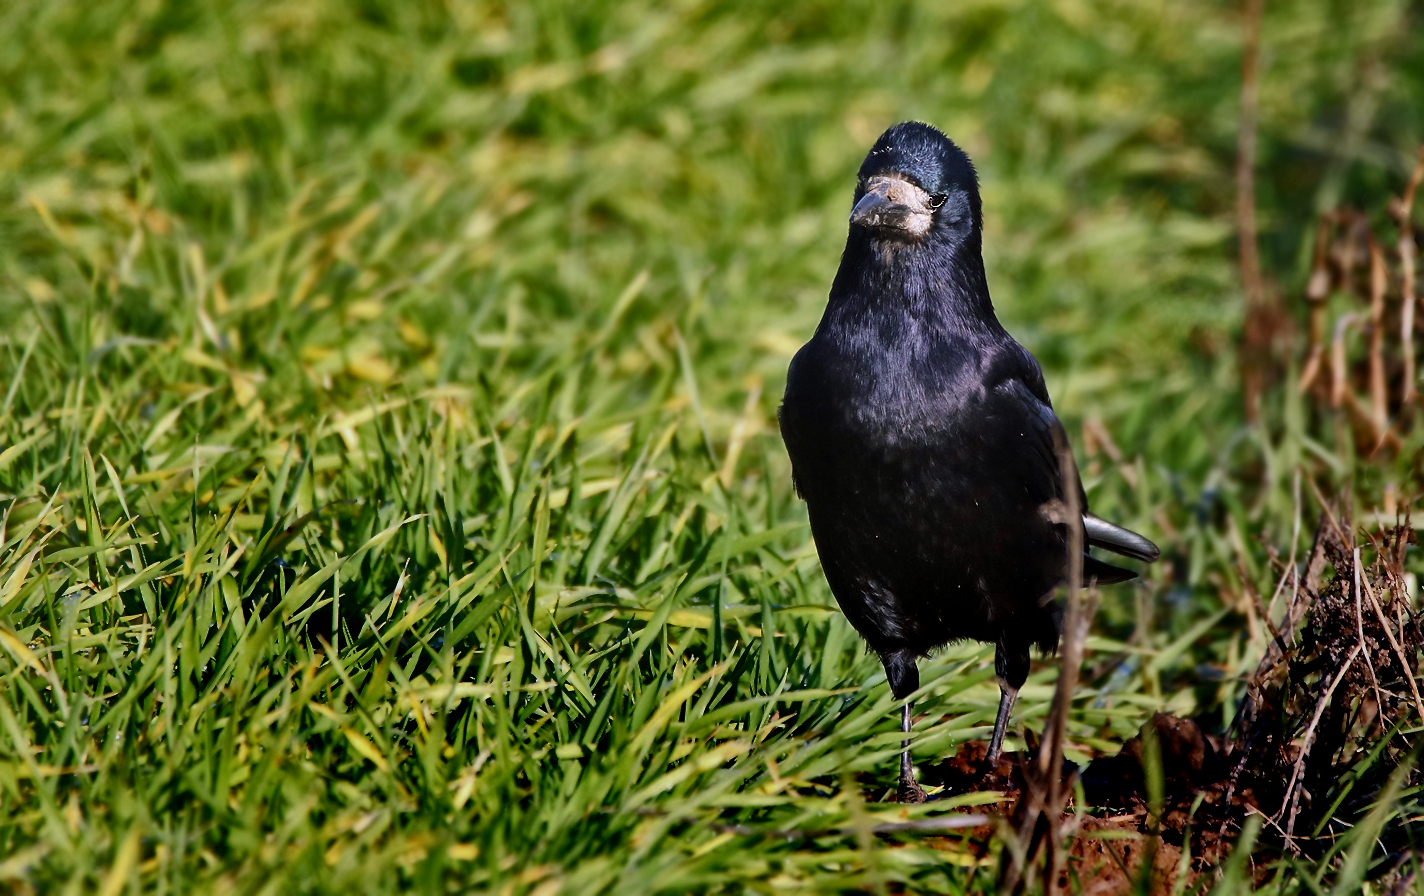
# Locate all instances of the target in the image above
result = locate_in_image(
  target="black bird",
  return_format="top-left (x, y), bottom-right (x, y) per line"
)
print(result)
top-left (779, 122), bottom-right (1158, 801)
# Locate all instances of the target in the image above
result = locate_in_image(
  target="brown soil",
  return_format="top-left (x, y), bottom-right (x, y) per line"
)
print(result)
top-left (914, 715), bottom-right (1226, 895)
top-left (859, 510), bottom-right (1419, 893)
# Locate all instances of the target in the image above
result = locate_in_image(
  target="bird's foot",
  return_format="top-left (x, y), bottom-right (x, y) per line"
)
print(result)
top-left (896, 778), bottom-right (927, 803)
top-left (979, 748), bottom-right (1015, 787)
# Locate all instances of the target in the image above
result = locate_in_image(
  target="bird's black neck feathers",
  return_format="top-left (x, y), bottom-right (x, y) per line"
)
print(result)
top-left (823, 228), bottom-right (1002, 342)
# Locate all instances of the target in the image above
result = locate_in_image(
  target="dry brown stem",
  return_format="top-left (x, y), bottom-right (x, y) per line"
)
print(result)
top-left (1002, 429), bottom-right (1089, 893)
top-left (1293, 147), bottom-right (1424, 466)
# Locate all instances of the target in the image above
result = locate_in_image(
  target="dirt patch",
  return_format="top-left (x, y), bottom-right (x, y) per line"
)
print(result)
top-left (894, 508), bottom-right (1421, 894)
top-left (916, 726), bottom-right (1202, 895)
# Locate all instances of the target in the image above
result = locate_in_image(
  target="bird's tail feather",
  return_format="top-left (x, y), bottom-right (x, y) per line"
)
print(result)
top-left (1082, 555), bottom-right (1137, 585)
top-left (1083, 512), bottom-right (1159, 563)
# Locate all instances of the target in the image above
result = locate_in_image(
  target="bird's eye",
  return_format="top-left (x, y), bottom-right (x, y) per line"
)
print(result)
top-left (928, 193), bottom-right (948, 210)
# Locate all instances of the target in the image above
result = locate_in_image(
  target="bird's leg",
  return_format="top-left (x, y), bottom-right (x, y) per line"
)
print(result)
top-left (987, 683), bottom-right (1017, 765)
top-left (989, 640), bottom-right (1030, 768)
top-left (897, 701), bottom-right (925, 803)
top-left (882, 650), bottom-right (925, 803)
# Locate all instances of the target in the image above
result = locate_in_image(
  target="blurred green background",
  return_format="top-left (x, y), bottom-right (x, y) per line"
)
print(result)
top-left (1, 0), bottom-right (1421, 892)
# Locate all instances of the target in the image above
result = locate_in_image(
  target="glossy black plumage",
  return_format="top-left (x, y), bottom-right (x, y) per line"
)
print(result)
top-left (779, 122), bottom-right (1158, 799)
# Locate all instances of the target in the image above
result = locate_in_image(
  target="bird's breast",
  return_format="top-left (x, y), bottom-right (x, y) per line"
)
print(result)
top-left (788, 335), bottom-right (986, 450)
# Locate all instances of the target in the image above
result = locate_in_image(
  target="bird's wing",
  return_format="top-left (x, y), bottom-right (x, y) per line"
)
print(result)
top-left (990, 346), bottom-right (1159, 566)
top-left (984, 347), bottom-right (1077, 506)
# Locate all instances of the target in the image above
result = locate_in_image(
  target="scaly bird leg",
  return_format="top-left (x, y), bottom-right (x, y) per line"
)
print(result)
top-left (987, 682), bottom-right (1018, 766)
top-left (897, 701), bottom-right (926, 802)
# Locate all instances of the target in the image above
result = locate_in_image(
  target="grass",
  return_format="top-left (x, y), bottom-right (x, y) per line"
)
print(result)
top-left (1, 0), bottom-right (1422, 892)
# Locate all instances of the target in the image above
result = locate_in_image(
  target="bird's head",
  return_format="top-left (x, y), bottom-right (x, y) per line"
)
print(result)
top-left (849, 122), bottom-right (981, 250)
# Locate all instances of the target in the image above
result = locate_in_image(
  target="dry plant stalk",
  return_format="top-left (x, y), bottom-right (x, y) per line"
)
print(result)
top-left (1297, 146), bottom-right (1424, 462)
top-left (1237, 0), bottom-right (1285, 424)
top-left (1396, 149), bottom-right (1423, 404)
top-left (1227, 496), bottom-right (1422, 857)
top-left (1001, 430), bottom-right (1092, 894)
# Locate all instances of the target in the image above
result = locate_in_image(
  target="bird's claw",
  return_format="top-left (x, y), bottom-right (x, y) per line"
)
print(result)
top-left (896, 779), bottom-right (927, 803)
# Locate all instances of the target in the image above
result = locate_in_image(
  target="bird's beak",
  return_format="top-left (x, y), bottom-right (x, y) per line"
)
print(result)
top-left (850, 189), bottom-right (912, 231)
